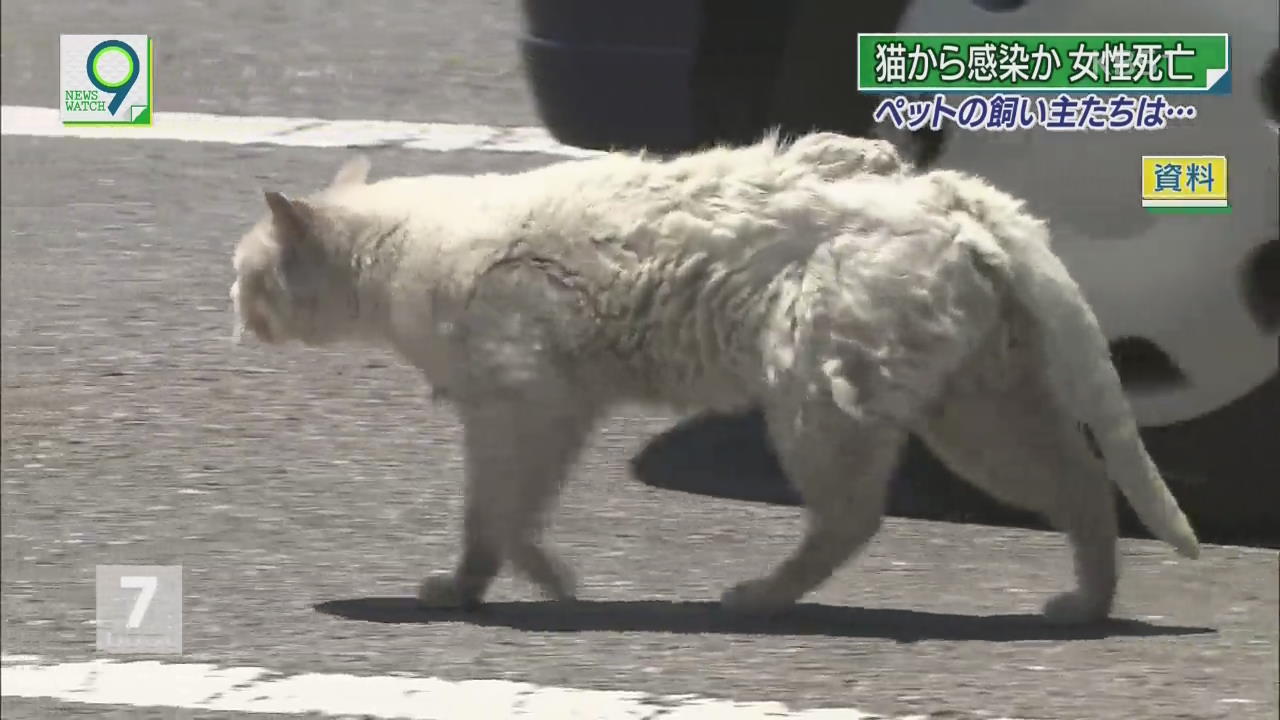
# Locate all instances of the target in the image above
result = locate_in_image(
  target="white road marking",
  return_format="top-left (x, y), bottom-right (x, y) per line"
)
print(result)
top-left (0, 654), bottom-right (899, 719)
top-left (0, 105), bottom-right (604, 158)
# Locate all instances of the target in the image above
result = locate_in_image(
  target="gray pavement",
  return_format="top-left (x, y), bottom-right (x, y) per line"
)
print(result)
top-left (3, 2), bottom-right (1279, 719)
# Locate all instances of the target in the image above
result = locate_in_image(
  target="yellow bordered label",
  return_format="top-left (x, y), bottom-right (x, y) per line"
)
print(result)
top-left (1141, 155), bottom-right (1229, 213)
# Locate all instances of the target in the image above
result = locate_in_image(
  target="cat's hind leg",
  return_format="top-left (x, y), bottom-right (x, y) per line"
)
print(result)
top-left (916, 342), bottom-right (1119, 624)
top-left (720, 393), bottom-right (907, 615)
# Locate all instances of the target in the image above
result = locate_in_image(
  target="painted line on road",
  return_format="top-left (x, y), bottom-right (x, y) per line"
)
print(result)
top-left (0, 654), bottom-right (934, 720)
top-left (0, 105), bottom-right (604, 158)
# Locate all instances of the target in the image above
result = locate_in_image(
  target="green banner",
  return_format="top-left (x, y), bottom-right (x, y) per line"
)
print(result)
top-left (856, 34), bottom-right (1230, 94)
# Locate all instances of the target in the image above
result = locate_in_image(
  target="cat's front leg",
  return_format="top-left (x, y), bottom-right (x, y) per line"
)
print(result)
top-left (417, 490), bottom-right (505, 609)
top-left (418, 394), bottom-right (591, 609)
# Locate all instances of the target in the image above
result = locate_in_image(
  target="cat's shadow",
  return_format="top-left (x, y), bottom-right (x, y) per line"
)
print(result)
top-left (314, 597), bottom-right (1213, 643)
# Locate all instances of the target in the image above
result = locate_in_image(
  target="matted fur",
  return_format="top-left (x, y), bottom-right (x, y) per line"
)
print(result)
top-left (231, 133), bottom-right (1198, 624)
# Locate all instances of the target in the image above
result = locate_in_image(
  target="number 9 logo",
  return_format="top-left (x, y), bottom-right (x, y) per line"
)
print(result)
top-left (86, 39), bottom-right (139, 116)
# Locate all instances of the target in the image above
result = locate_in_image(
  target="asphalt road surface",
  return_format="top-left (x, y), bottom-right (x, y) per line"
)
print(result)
top-left (2, 2), bottom-right (1278, 719)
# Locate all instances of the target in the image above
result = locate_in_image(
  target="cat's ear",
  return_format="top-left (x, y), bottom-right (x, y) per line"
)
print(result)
top-left (329, 155), bottom-right (371, 189)
top-left (263, 190), bottom-right (317, 245)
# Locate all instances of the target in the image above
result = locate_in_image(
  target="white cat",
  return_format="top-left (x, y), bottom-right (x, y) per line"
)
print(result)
top-left (231, 133), bottom-right (1199, 624)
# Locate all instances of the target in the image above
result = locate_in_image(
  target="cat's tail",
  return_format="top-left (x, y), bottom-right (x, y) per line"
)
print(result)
top-left (915, 169), bottom-right (1198, 558)
top-left (994, 213), bottom-right (1201, 559)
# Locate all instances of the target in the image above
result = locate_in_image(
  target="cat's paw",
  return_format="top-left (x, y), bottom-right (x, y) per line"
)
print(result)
top-left (537, 568), bottom-right (577, 602)
top-left (719, 578), bottom-right (798, 616)
top-left (416, 573), bottom-right (480, 610)
top-left (1042, 591), bottom-right (1111, 625)
top-left (509, 543), bottom-right (577, 602)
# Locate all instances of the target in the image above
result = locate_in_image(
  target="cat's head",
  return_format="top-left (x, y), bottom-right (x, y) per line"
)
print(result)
top-left (231, 155), bottom-right (373, 346)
